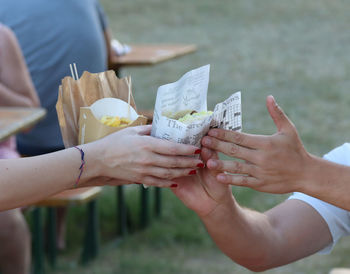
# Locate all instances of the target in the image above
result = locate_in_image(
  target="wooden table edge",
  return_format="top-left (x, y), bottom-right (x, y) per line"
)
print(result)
top-left (110, 44), bottom-right (198, 69)
top-left (0, 108), bottom-right (46, 141)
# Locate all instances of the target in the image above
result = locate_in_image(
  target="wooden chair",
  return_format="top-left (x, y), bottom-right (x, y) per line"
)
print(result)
top-left (31, 187), bottom-right (102, 274)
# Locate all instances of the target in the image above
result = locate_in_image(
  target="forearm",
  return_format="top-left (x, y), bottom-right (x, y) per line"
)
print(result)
top-left (0, 143), bottom-right (100, 211)
top-left (300, 154), bottom-right (350, 210)
top-left (201, 197), bottom-right (281, 271)
top-left (201, 196), bottom-right (332, 271)
top-left (103, 29), bottom-right (115, 68)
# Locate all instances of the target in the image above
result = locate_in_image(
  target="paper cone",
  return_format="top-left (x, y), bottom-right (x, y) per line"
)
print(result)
top-left (56, 70), bottom-right (145, 147)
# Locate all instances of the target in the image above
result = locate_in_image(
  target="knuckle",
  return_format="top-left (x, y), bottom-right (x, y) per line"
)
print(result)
top-left (228, 144), bottom-right (239, 156)
top-left (171, 158), bottom-right (181, 168)
top-left (240, 176), bottom-right (248, 185)
top-left (160, 169), bottom-right (173, 179)
top-left (137, 155), bottom-right (151, 165)
top-left (216, 129), bottom-right (225, 139)
top-left (234, 161), bottom-right (243, 174)
top-left (232, 132), bottom-right (244, 145)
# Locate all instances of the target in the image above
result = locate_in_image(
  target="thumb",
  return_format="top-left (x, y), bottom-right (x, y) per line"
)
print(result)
top-left (134, 125), bottom-right (152, 135)
top-left (266, 95), bottom-right (294, 133)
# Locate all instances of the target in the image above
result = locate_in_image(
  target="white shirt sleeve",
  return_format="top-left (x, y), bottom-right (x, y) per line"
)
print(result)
top-left (288, 143), bottom-right (350, 254)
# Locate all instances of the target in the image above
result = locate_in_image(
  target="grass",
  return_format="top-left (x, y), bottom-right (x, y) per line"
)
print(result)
top-left (46, 0), bottom-right (350, 273)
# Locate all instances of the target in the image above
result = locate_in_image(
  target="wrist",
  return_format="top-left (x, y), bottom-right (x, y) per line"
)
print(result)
top-left (201, 194), bottom-right (238, 224)
top-left (296, 153), bottom-right (324, 194)
top-left (77, 142), bottom-right (103, 186)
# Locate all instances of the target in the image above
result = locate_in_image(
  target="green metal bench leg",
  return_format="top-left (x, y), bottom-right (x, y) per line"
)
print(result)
top-left (140, 186), bottom-right (149, 228)
top-left (32, 207), bottom-right (45, 274)
top-left (81, 200), bottom-right (99, 264)
top-left (155, 187), bottom-right (162, 218)
top-left (117, 186), bottom-right (127, 236)
top-left (46, 208), bottom-right (57, 268)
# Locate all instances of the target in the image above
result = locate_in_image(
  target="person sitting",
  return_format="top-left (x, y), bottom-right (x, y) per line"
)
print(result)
top-left (0, 23), bottom-right (40, 274)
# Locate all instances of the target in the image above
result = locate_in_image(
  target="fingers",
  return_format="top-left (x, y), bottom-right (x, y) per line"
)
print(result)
top-left (151, 154), bottom-right (204, 169)
top-left (207, 129), bottom-right (268, 149)
top-left (216, 173), bottom-right (259, 187)
top-left (201, 136), bottom-right (257, 163)
top-left (266, 95), bottom-right (294, 133)
top-left (133, 125), bottom-right (152, 135)
top-left (147, 137), bottom-right (200, 156)
top-left (201, 147), bottom-right (218, 162)
top-left (207, 159), bottom-right (255, 176)
top-left (145, 166), bottom-right (197, 180)
top-left (140, 176), bottom-right (177, 188)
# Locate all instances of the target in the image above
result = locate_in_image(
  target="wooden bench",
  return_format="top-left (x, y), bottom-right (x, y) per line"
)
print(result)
top-left (31, 187), bottom-right (102, 274)
top-left (330, 268), bottom-right (350, 274)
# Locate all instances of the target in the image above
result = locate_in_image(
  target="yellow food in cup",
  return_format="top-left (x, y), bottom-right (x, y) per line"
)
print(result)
top-left (100, 115), bottom-right (133, 127)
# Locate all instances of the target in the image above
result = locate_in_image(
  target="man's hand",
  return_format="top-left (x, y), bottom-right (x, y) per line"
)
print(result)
top-left (172, 147), bottom-right (233, 217)
top-left (201, 95), bottom-right (312, 194)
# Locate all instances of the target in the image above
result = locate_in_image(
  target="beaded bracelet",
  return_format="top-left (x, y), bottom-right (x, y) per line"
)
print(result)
top-left (74, 146), bottom-right (85, 187)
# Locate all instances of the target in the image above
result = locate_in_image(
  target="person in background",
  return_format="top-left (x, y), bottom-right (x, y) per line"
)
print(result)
top-left (0, 0), bottom-right (118, 250)
top-left (173, 96), bottom-right (350, 271)
top-left (0, 23), bottom-right (40, 274)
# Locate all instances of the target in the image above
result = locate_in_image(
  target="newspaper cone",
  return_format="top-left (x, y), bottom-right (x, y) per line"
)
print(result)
top-left (151, 65), bottom-right (242, 147)
top-left (56, 70), bottom-right (147, 147)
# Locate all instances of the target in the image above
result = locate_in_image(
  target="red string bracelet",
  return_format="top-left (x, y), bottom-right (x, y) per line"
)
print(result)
top-left (74, 146), bottom-right (85, 187)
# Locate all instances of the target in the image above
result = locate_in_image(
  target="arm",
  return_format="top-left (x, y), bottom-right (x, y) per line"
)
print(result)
top-left (0, 125), bottom-right (202, 211)
top-left (173, 148), bottom-right (332, 271)
top-left (103, 28), bottom-right (118, 69)
top-left (201, 95), bottom-right (350, 211)
top-left (0, 25), bottom-right (40, 107)
top-left (94, 1), bottom-right (118, 68)
top-left (202, 199), bottom-right (331, 271)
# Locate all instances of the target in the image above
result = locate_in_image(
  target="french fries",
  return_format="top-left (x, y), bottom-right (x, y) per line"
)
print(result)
top-left (100, 115), bottom-right (133, 127)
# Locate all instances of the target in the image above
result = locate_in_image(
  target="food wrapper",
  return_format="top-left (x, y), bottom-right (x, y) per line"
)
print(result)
top-left (56, 70), bottom-right (147, 147)
top-left (151, 65), bottom-right (242, 147)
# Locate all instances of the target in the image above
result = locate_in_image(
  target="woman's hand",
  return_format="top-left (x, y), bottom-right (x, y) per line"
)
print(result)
top-left (201, 95), bottom-right (312, 194)
top-left (87, 125), bottom-right (203, 187)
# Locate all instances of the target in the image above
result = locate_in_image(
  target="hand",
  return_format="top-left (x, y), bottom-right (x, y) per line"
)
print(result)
top-left (172, 147), bottom-right (233, 217)
top-left (201, 95), bottom-right (312, 194)
top-left (90, 125), bottom-right (203, 187)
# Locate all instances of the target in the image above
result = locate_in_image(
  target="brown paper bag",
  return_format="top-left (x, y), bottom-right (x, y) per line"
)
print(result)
top-left (56, 70), bottom-right (147, 147)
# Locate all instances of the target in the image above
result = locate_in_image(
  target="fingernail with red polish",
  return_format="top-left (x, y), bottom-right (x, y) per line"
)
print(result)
top-left (197, 163), bottom-right (205, 168)
top-left (189, 170), bottom-right (197, 175)
top-left (170, 184), bottom-right (178, 188)
top-left (194, 149), bottom-right (201, 154)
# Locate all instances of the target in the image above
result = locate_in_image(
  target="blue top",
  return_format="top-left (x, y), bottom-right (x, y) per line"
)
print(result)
top-left (0, 0), bottom-right (108, 155)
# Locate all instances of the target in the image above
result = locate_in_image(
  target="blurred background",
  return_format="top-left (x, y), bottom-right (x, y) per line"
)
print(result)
top-left (49, 0), bottom-right (350, 273)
